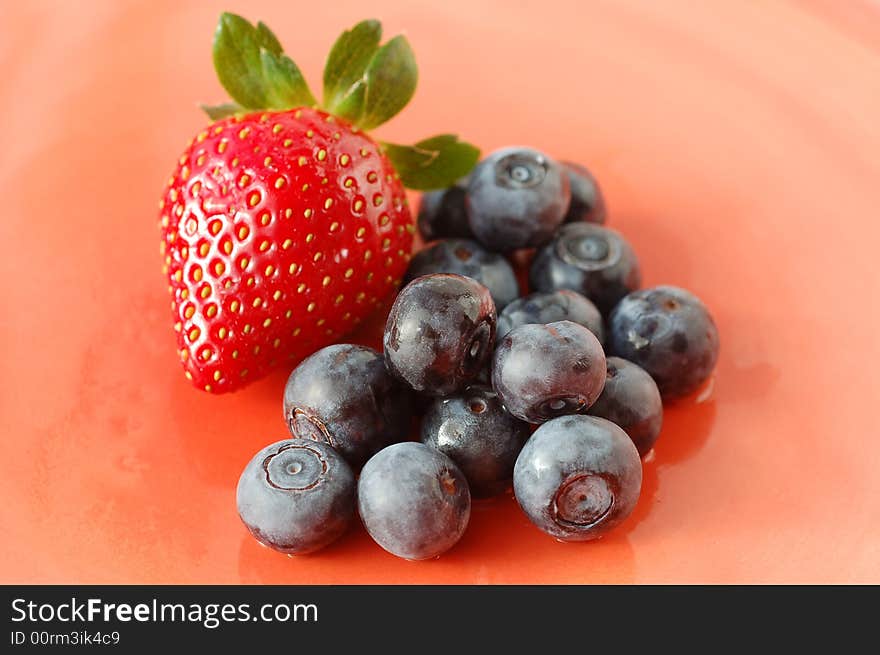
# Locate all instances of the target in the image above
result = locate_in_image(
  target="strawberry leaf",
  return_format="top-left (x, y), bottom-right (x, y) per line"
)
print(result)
top-left (383, 135), bottom-right (480, 191)
top-left (358, 36), bottom-right (418, 130)
top-left (333, 82), bottom-right (368, 123)
top-left (261, 51), bottom-right (316, 109)
top-left (323, 20), bottom-right (382, 115)
top-left (213, 13), bottom-right (266, 109)
top-left (256, 21), bottom-right (283, 55)
top-left (212, 12), bottom-right (315, 110)
top-left (201, 102), bottom-right (243, 120)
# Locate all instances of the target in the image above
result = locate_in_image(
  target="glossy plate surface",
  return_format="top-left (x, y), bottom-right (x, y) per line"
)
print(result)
top-left (1, 0), bottom-right (878, 583)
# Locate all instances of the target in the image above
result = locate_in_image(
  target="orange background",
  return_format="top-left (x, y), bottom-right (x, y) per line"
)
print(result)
top-left (2, 0), bottom-right (879, 584)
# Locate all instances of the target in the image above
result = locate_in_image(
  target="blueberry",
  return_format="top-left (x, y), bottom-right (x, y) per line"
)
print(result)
top-left (608, 286), bottom-right (719, 400)
top-left (283, 344), bottom-right (413, 469)
top-left (358, 442), bottom-right (471, 560)
top-left (513, 415), bottom-right (641, 541)
top-left (237, 438), bottom-right (356, 554)
top-left (492, 320), bottom-right (606, 424)
top-left (466, 147), bottom-right (571, 251)
top-left (404, 239), bottom-right (520, 310)
top-left (420, 385), bottom-right (530, 498)
top-left (562, 161), bottom-right (606, 225)
top-left (384, 274), bottom-right (496, 396)
top-left (588, 357), bottom-right (663, 456)
top-left (529, 223), bottom-right (641, 315)
top-left (417, 178), bottom-right (473, 241)
top-left (496, 289), bottom-right (604, 344)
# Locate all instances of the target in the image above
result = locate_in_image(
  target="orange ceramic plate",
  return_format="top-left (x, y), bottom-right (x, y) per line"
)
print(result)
top-left (1, 0), bottom-right (878, 584)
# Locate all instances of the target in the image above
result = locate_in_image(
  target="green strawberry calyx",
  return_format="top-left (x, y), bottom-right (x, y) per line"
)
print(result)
top-left (203, 13), bottom-right (479, 190)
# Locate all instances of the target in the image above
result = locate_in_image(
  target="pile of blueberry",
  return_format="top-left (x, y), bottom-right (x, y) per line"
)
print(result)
top-left (236, 147), bottom-right (720, 560)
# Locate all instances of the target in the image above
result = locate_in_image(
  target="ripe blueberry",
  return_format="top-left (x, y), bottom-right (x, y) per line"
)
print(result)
top-left (466, 147), bottom-right (571, 251)
top-left (562, 161), bottom-right (606, 225)
top-left (237, 438), bottom-right (356, 554)
top-left (588, 357), bottom-right (663, 456)
top-left (358, 442), bottom-right (471, 560)
top-left (283, 344), bottom-right (413, 469)
top-left (496, 289), bottom-right (604, 344)
top-left (417, 177), bottom-right (473, 241)
top-left (513, 415), bottom-right (642, 541)
top-left (404, 238), bottom-right (520, 310)
top-left (384, 274), bottom-right (496, 396)
top-left (492, 320), bottom-right (606, 424)
top-left (529, 223), bottom-right (641, 315)
top-left (420, 385), bottom-right (531, 498)
top-left (608, 285), bottom-right (719, 400)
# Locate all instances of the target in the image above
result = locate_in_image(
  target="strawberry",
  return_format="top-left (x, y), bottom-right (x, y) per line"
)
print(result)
top-left (159, 14), bottom-right (479, 392)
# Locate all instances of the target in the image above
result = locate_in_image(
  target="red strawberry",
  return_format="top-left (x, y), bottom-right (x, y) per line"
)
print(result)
top-left (159, 14), bottom-right (479, 392)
